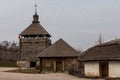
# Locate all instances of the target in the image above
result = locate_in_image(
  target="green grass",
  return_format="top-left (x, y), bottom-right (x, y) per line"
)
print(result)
top-left (0, 60), bottom-right (17, 67)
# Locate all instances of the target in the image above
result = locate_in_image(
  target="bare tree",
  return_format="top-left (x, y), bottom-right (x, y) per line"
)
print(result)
top-left (0, 40), bottom-right (10, 50)
top-left (0, 40), bottom-right (19, 61)
top-left (76, 48), bottom-right (83, 53)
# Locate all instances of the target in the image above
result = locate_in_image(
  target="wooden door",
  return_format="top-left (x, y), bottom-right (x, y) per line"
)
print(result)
top-left (56, 61), bottom-right (63, 72)
top-left (99, 62), bottom-right (109, 78)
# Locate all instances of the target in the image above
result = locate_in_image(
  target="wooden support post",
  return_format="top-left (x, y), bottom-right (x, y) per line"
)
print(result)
top-left (62, 61), bottom-right (65, 72)
top-left (39, 58), bottom-right (42, 73)
top-left (54, 61), bottom-right (56, 72)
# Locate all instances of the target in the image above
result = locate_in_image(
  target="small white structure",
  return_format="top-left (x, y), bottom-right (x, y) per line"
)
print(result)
top-left (78, 39), bottom-right (120, 79)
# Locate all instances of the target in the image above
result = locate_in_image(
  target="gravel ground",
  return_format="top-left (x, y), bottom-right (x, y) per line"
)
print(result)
top-left (0, 67), bottom-right (104, 80)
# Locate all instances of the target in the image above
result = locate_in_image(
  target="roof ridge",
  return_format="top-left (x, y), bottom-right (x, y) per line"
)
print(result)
top-left (37, 38), bottom-right (79, 57)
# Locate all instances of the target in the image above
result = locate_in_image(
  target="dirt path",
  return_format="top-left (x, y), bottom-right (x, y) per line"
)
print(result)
top-left (0, 67), bottom-right (104, 80)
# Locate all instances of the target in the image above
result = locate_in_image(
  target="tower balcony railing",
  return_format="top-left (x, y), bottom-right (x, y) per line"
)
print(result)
top-left (20, 37), bottom-right (50, 42)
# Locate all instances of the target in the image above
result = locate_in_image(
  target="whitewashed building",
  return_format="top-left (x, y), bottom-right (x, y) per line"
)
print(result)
top-left (78, 39), bottom-right (120, 79)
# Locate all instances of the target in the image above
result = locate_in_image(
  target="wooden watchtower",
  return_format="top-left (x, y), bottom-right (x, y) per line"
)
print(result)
top-left (18, 6), bottom-right (51, 68)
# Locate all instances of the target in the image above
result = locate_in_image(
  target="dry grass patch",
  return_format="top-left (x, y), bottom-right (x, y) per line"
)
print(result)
top-left (5, 68), bottom-right (40, 74)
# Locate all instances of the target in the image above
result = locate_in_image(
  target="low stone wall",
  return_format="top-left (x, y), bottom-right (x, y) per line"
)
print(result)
top-left (17, 61), bottom-right (40, 68)
top-left (17, 61), bottom-right (30, 68)
top-left (68, 68), bottom-right (84, 78)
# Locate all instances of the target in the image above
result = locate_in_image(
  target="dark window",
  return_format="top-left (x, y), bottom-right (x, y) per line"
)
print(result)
top-left (30, 62), bottom-right (36, 67)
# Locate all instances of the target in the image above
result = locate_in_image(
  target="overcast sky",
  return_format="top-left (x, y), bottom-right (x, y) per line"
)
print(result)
top-left (0, 0), bottom-right (120, 50)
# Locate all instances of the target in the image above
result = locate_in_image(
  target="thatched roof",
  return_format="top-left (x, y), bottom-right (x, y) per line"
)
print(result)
top-left (20, 13), bottom-right (51, 37)
top-left (37, 38), bottom-right (79, 58)
top-left (78, 39), bottom-right (120, 61)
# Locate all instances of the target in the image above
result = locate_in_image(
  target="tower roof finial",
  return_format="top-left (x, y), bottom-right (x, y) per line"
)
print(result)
top-left (35, 4), bottom-right (37, 14)
top-left (33, 4), bottom-right (39, 23)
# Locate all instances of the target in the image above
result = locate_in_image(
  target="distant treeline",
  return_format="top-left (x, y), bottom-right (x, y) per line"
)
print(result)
top-left (0, 40), bottom-right (19, 61)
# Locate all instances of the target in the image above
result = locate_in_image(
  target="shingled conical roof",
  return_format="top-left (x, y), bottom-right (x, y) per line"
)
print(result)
top-left (20, 11), bottom-right (51, 37)
top-left (20, 23), bottom-right (50, 36)
top-left (37, 38), bottom-right (79, 57)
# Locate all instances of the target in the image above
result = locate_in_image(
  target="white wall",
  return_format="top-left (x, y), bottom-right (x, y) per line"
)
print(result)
top-left (84, 61), bottom-right (120, 78)
top-left (85, 62), bottom-right (99, 77)
top-left (109, 61), bottom-right (120, 78)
